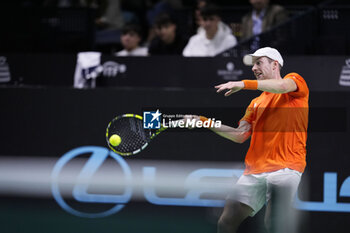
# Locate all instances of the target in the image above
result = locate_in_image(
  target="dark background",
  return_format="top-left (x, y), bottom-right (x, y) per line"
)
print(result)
top-left (1, 0), bottom-right (350, 232)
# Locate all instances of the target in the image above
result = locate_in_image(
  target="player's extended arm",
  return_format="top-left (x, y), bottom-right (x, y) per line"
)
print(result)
top-left (210, 120), bottom-right (251, 144)
top-left (215, 79), bottom-right (297, 96)
top-left (256, 79), bottom-right (297, 93)
top-left (183, 115), bottom-right (251, 144)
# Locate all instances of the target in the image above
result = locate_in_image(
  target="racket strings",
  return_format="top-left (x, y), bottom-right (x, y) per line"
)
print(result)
top-left (108, 117), bottom-right (151, 153)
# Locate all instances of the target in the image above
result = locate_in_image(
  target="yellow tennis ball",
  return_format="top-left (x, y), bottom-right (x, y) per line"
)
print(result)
top-left (109, 134), bottom-right (121, 147)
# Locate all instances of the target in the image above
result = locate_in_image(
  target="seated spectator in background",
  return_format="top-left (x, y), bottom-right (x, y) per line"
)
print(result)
top-left (95, 0), bottom-right (124, 31)
top-left (145, 0), bottom-right (183, 46)
top-left (241, 0), bottom-right (288, 50)
top-left (146, 0), bottom-right (183, 27)
top-left (182, 5), bottom-right (237, 57)
top-left (44, 0), bottom-right (125, 31)
top-left (148, 13), bottom-right (187, 55)
top-left (115, 24), bottom-right (148, 56)
top-left (192, 0), bottom-right (210, 33)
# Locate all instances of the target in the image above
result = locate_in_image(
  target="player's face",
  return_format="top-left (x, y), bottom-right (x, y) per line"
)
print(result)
top-left (252, 57), bottom-right (274, 80)
top-left (121, 32), bottom-right (141, 51)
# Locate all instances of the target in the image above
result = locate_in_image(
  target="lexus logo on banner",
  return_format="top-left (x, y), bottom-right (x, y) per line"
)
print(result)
top-left (339, 58), bottom-right (350, 87)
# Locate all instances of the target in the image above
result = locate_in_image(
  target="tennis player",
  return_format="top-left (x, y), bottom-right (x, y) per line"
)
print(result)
top-left (185, 47), bottom-right (308, 233)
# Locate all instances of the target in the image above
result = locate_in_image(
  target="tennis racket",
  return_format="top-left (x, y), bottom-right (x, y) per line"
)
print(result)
top-left (106, 113), bottom-right (170, 156)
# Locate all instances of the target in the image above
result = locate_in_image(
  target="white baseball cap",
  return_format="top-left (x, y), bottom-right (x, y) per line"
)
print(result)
top-left (243, 47), bottom-right (284, 67)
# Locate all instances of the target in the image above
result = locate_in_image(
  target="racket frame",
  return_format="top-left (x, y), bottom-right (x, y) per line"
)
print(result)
top-left (106, 113), bottom-right (166, 156)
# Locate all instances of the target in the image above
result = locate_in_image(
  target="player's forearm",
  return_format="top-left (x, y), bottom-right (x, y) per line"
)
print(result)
top-left (183, 115), bottom-right (250, 143)
top-left (209, 124), bottom-right (250, 144)
top-left (256, 79), bottom-right (296, 93)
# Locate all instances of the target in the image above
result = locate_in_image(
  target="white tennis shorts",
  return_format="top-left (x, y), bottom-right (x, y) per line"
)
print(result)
top-left (229, 168), bottom-right (302, 216)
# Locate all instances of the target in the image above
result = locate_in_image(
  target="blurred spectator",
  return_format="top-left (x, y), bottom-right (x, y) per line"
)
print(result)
top-left (146, 0), bottom-right (183, 26)
top-left (182, 5), bottom-right (237, 57)
top-left (95, 0), bottom-right (124, 30)
top-left (148, 13), bottom-right (187, 55)
top-left (115, 24), bottom-right (148, 56)
top-left (145, 0), bottom-right (175, 45)
top-left (94, 0), bottom-right (129, 51)
top-left (193, 0), bottom-right (210, 33)
top-left (241, 0), bottom-right (288, 50)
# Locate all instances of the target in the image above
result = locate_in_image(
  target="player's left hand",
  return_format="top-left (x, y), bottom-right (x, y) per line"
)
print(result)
top-left (215, 81), bottom-right (244, 96)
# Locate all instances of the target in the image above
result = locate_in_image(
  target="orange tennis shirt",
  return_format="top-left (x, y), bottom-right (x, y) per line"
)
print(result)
top-left (240, 73), bottom-right (309, 175)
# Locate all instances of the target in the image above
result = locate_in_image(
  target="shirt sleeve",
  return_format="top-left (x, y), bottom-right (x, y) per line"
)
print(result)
top-left (239, 98), bottom-right (256, 124)
top-left (284, 72), bottom-right (309, 98)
